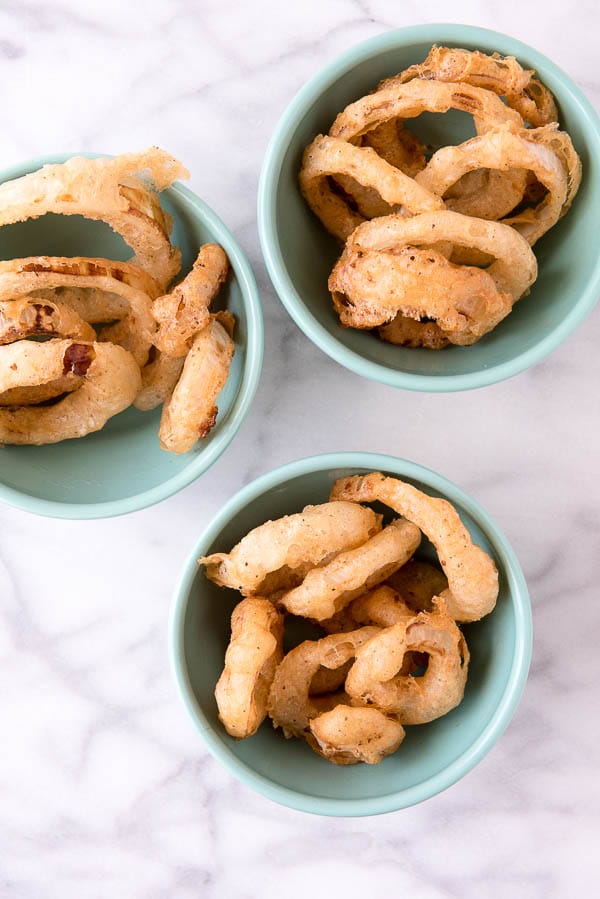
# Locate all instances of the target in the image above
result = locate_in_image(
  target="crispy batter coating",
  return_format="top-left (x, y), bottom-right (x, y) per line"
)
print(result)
top-left (28, 286), bottom-right (130, 324)
top-left (0, 297), bottom-right (95, 344)
top-left (386, 559), bottom-right (449, 613)
top-left (443, 166), bottom-right (529, 221)
top-left (309, 706), bottom-right (405, 765)
top-left (133, 351), bottom-right (185, 412)
top-left (215, 597), bottom-right (284, 739)
top-left (278, 518), bottom-right (421, 620)
top-left (0, 375), bottom-right (82, 407)
top-left (378, 313), bottom-right (451, 350)
top-left (330, 472), bottom-right (498, 622)
top-left (200, 501), bottom-right (382, 596)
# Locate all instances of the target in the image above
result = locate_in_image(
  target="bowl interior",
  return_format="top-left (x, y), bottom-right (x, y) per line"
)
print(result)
top-left (178, 463), bottom-right (526, 811)
top-left (267, 28), bottom-right (600, 384)
top-left (0, 162), bottom-right (255, 513)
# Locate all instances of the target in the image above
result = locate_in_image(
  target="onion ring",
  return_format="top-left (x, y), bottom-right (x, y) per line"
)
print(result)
top-left (267, 627), bottom-right (379, 739)
top-left (299, 135), bottom-right (444, 241)
top-left (361, 119), bottom-right (427, 177)
top-left (386, 559), bottom-right (448, 613)
top-left (345, 603), bottom-right (469, 724)
top-left (0, 148), bottom-right (188, 289)
top-left (378, 313), bottom-right (450, 349)
top-left (309, 706), bottom-right (405, 765)
top-left (133, 351), bottom-right (184, 412)
top-left (158, 314), bottom-right (235, 453)
top-left (215, 596), bottom-right (284, 739)
top-left (395, 45), bottom-right (558, 127)
top-left (330, 472), bottom-right (498, 622)
top-left (0, 375), bottom-right (82, 407)
top-left (278, 518), bottom-right (421, 621)
top-left (443, 166), bottom-right (529, 221)
top-left (0, 298), bottom-right (95, 344)
top-left (28, 286), bottom-right (130, 324)
top-left (200, 501), bottom-right (382, 596)
top-left (0, 340), bottom-right (141, 444)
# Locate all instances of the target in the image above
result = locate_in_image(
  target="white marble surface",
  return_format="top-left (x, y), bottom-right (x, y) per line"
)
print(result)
top-left (1, 0), bottom-right (600, 895)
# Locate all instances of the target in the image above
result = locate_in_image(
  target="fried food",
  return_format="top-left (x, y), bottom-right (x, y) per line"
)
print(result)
top-left (386, 559), bottom-right (449, 612)
top-left (442, 166), bottom-right (529, 221)
top-left (309, 706), bottom-right (405, 765)
top-left (28, 286), bottom-right (130, 324)
top-left (215, 597), bottom-right (284, 739)
top-left (346, 602), bottom-right (470, 724)
top-left (0, 297), bottom-right (95, 344)
top-left (133, 351), bottom-right (185, 411)
top-left (278, 518), bottom-right (421, 620)
top-left (0, 340), bottom-right (141, 444)
top-left (158, 314), bottom-right (235, 453)
top-left (0, 375), bottom-right (82, 407)
top-left (0, 149), bottom-right (188, 289)
top-left (330, 472), bottom-right (498, 622)
top-left (378, 313), bottom-right (451, 349)
top-left (200, 501), bottom-right (382, 595)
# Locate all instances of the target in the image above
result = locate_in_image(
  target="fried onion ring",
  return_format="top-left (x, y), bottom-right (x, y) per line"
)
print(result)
top-left (133, 351), bottom-right (184, 412)
top-left (278, 518), bottom-right (421, 621)
top-left (0, 340), bottom-right (141, 444)
top-left (0, 148), bottom-right (188, 289)
top-left (215, 597), bottom-right (284, 739)
top-left (309, 706), bottom-right (405, 765)
top-left (443, 166), bottom-right (529, 221)
top-left (396, 45), bottom-right (558, 127)
top-left (158, 314), bottom-right (235, 453)
top-left (330, 472), bottom-right (498, 622)
top-left (0, 298), bottom-right (95, 344)
top-left (378, 313), bottom-right (451, 349)
top-left (200, 501), bottom-right (382, 596)
top-left (0, 375), bottom-right (82, 407)
top-left (267, 627), bottom-right (379, 739)
top-left (346, 603), bottom-right (469, 724)
top-left (29, 286), bottom-right (130, 324)
top-left (299, 135), bottom-right (444, 242)
top-left (386, 559), bottom-right (449, 613)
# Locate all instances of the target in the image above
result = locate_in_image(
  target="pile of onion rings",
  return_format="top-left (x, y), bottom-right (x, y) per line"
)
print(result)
top-left (299, 45), bottom-right (582, 348)
top-left (201, 473), bottom-right (498, 765)
top-left (0, 149), bottom-right (235, 451)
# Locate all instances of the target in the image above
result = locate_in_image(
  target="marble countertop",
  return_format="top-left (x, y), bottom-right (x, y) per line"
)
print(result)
top-left (1, 1), bottom-right (599, 896)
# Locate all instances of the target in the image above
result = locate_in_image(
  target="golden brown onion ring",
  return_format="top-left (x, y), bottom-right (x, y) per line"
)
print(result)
top-left (0, 340), bottom-right (141, 444)
top-left (133, 351), bottom-right (184, 412)
top-left (309, 706), bottom-right (405, 765)
top-left (0, 148), bottom-right (187, 289)
top-left (215, 597), bottom-right (284, 739)
top-left (0, 298), bottom-right (95, 344)
top-left (278, 518), bottom-right (421, 621)
top-left (330, 472), bottom-right (498, 622)
top-left (29, 286), bottom-right (130, 324)
top-left (386, 559), bottom-right (449, 613)
top-left (443, 166), bottom-right (529, 221)
top-left (200, 502), bottom-right (382, 596)
top-left (378, 313), bottom-right (451, 350)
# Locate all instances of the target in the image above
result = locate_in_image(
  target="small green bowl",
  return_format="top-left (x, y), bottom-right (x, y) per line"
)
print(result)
top-left (171, 452), bottom-right (531, 816)
top-left (0, 154), bottom-right (263, 519)
top-left (258, 24), bottom-right (600, 391)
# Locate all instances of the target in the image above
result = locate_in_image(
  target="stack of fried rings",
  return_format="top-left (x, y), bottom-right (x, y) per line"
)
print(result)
top-left (299, 46), bottom-right (582, 348)
top-left (0, 148), bottom-right (235, 453)
top-left (201, 472), bottom-right (499, 766)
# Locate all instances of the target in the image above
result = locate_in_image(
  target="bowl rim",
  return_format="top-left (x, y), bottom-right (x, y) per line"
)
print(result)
top-left (0, 153), bottom-right (264, 520)
top-left (258, 23), bottom-right (600, 392)
top-left (170, 450), bottom-right (532, 817)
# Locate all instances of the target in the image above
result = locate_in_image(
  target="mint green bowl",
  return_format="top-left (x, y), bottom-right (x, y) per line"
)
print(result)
top-left (171, 452), bottom-right (531, 816)
top-left (0, 155), bottom-right (263, 519)
top-left (258, 24), bottom-right (600, 391)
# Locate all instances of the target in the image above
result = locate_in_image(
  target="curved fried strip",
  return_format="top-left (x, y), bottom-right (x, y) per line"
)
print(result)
top-left (0, 375), bottom-right (82, 407)
top-left (396, 45), bottom-right (557, 127)
top-left (416, 125), bottom-right (576, 244)
top-left (0, 298), bottom-right (95, 344)
top-left (329, 79), bottom-right (523, 144)
top-left (215, 597), bottom-right (284, 739)
top-left (320, 584), bottom-right (415, 634)
top-left (309, 706), bottom-right (405, 765)
top-left (330, 472), bottom-right (498, 622)
top-left (378, 313), bottom-right (450, 349)
top-left (346, 603), bottom-right (469, 724)
top-left (133, 351), bottom-right (184, 411)
top-left (201, 501), bottom-right (382, 596)
top-left (0, 340), bottom-right (141, 444)
top-left (267, 627), bottom-right (379, 739)
top-left (362, 119), bottom-right (427, 177)
top-left (444, 166), bottom-right (529, 220)
top-left (0, 149), bottom-right (188, 289)
top-left (29, 287), bottom-right (130, 324)
top-left (386, 559), bottom-right (448, 613)
top-left (299, 135), bottom-right (443, 241)
top-left (278, 518), bottom-right (421, 621)
top-left (154, 244), bottom-right (229, 357)
top-left (0, 256), bottom-right (158, 366)
top-left (158, 315), bottom-right (235, 453)
top-left (330, 243), bottom-right (514, 344)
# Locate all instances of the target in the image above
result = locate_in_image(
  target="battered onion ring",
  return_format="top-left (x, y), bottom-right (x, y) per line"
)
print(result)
top-left (299, 135), bottom-right (444, 242)
top-left (200, 501), bottom-right (382, 596)
top-left (154, 244), bottom-right (229, 357)
top-left (29, 286), bottom-right (130, 324)
top-left (309, 706), bottom-right (405, 765)
top-left (320, 585), bottom-right (415, 634)
top-left (416, 125), bottom-right (578, 245)
top-left (0, 148), bottom-right (188, 289)
top-left (361, 119), bottom-right (427, 177)
top-left (158, 314), bottom-right (235, 453)
top-left (378, 313), bottom-right (450, 350)
top-left (386, 559), bottom-right (449, 613)
top-left (330, 472), bottom-right (498, 622)
top-left (0, 256), bottom-right (158, 366)
top-left (133, 351), bottom-right (184, 412)
top-left (346, 603), bottom-right (469, 724)
top-left (395, 45), bottom-right (558, 127)
top-left (0, 340), bottom-right (141, 444)
top-left (215, 596), bottom-right (284, 739)
top-left (0, 375), bottom-right (82, 407)
top-left (0, 298), bottom-right (95, 344)
top-left (267, 627), bottom-right (379, 739)
top-left (330, 243), bottom-right (514, 343)
top-left (278, 518), bottom-right (421, 621)
top-left (443, 166), bottom-right (529, 221)
top-left (329, 79), bottom-right (523, 144)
